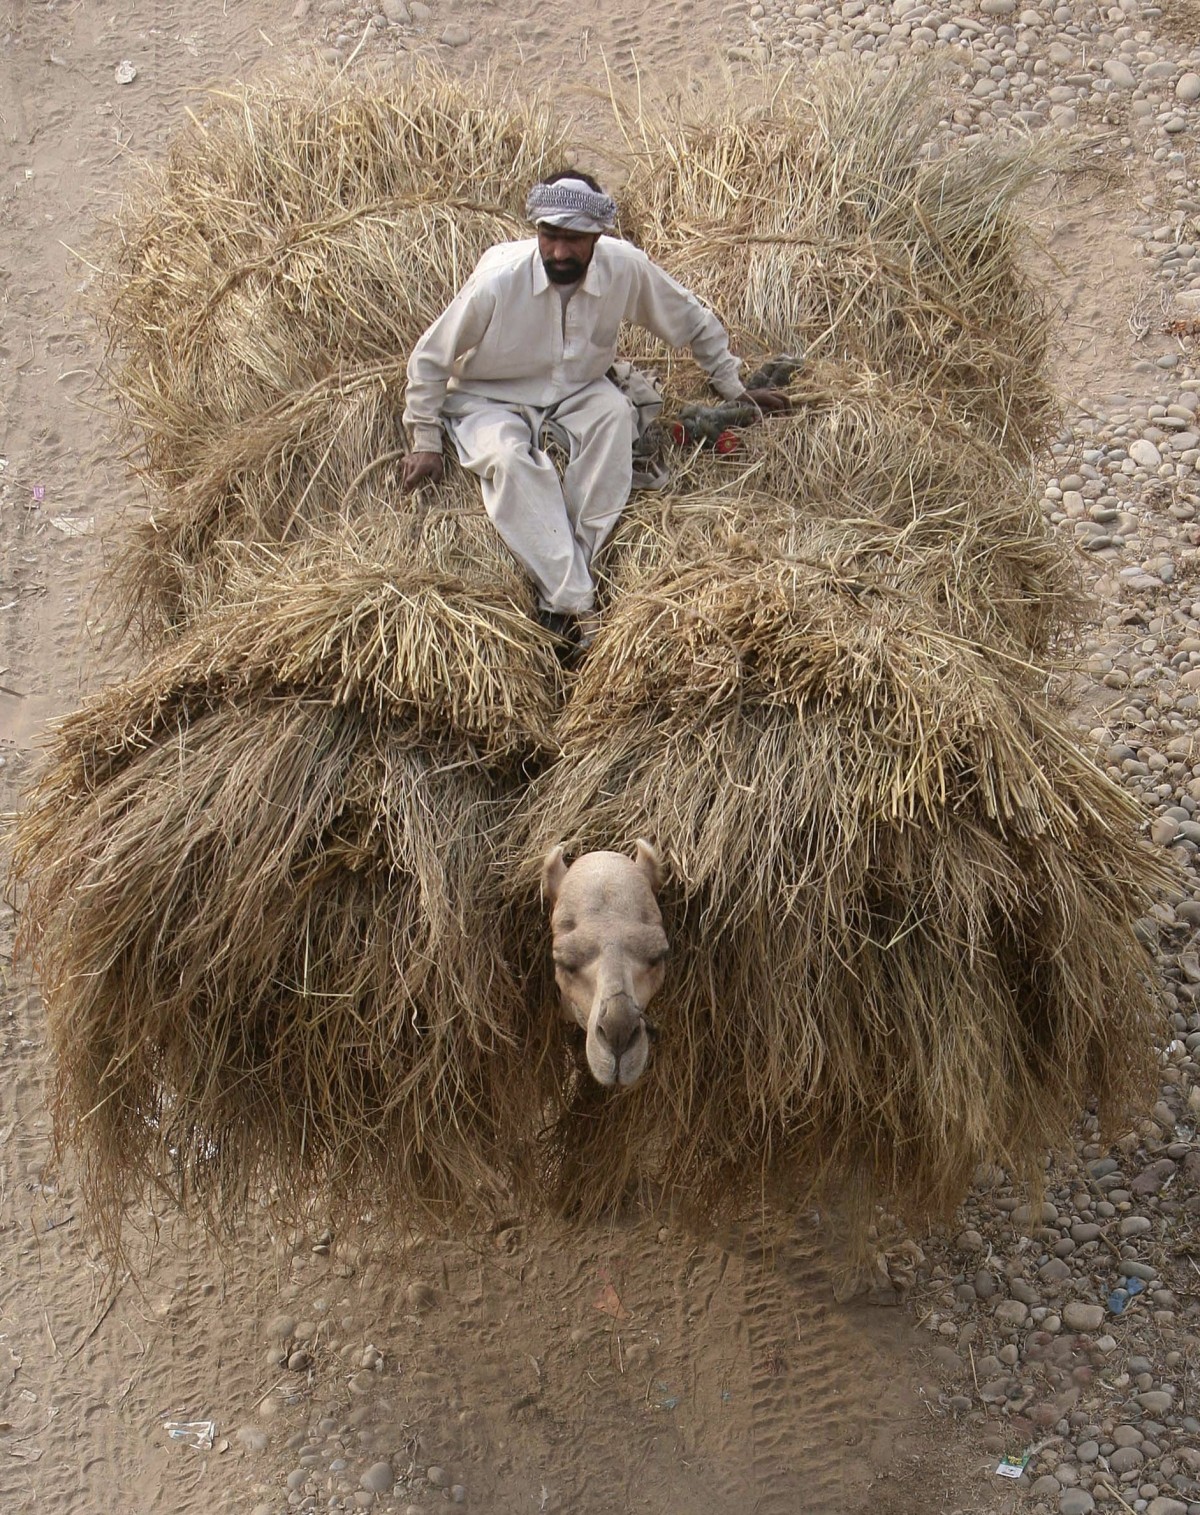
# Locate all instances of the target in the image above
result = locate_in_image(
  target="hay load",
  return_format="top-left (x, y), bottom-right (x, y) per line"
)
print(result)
top-left (14, 513), bottom-right (557, 1239)
top-left (514, 535), bottom-right (1170, 1222)
top-left (11, 60), bottom-right (1168, 1243)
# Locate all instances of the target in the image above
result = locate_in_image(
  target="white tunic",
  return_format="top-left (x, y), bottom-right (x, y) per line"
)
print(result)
top-left (402, 236), bottom-right (745, 453)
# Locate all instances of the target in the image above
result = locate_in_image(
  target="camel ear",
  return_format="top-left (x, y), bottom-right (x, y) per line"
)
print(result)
top-left (542, 844), bottom-right (568, 906)
top-left (633, 838), bottom-right (662, 894)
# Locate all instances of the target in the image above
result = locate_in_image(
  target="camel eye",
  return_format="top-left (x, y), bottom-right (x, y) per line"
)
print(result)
top-left (554, 956), bottom-right (581, 974)
top-left (648, 949), bottom-right (669, 968)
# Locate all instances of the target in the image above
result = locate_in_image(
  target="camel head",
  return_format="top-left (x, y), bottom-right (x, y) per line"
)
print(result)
top-left (541, 839), bottom-right (668, 1089)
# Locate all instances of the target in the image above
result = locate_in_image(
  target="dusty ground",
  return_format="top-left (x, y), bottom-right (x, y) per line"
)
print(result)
top-left (3, 1), bottom-right (1199, 1512)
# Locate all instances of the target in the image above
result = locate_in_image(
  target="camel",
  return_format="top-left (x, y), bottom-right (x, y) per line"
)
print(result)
top-left (541, 840), bottom-right (668, 1088)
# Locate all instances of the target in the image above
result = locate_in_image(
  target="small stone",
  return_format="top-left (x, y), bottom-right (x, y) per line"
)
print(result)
top-left (1146, 1501), bottom-right (1188, 1515)
top-left (451, 1489), bottom-right (467, 1506)
top-left (236, 1426), bottom-right (270, 1453)
top-left (1119, 1215), bottom-right (1152, 1236)
top-left (980, 0), bottom-right (1015, 12)
top-left (1178, 74), bottom-right (1200, 104)
top-left (1131, 439), bottom-right (1163, 468)
top-left (267, 1314), bottom-right (297, 1343)
top-left (361, 1462), bottom-right (395, 1494)
top-left (1012, 1202), bottom-right (1058, 1228)
top-left (979, 1376), bottom-right (1015, 1404)
top-left (407, 1281), bottom-right (438, 1311)
top-left (1137, 1390), bottom-right (1174, 1414)
top-left (1059, 1491), bottom-right (1095, 1515)
top-left (1062, 1302), bottom-right (1105, 1332)
top-left (287, 1349), bottom-right (311, 1372)
top-left (439, 22), bottom-right (470, 45)
top-left (427, 1466), bottom-right (449, 1488)
top-left (1010, 1278), bottom-right (1039, 1307)
top-left (1104, 59), bottom-right (1136, 90)
top-left (1132, 1159), bottom-right (1176, 1196)
top-left (1109, 1445), bottom-right (1145, 1473)
top-left (382, 0), bottom-right (410, 19)
top-left (974, 1269), bottom-right (999, 1300)
top-left (994, 1299), bottom-right (1028, 1329)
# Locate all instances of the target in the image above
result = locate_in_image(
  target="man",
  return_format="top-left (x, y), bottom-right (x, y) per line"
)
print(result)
top-left (401, 170), bottom-right (788, 642)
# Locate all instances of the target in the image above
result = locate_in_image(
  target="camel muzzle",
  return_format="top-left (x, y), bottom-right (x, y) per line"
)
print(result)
top-left (594, 993), bottom-right (643, 1060)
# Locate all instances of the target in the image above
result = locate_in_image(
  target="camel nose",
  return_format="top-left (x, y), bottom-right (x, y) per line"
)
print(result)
top-left (595, 997), bottom-right (640, 1059)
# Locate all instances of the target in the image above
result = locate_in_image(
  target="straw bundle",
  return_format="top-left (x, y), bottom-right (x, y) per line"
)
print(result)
top-left (620, 63), bottom-right (1057, 457)
top-left (14, 517), bottom-right (559, 1238)
top-left (603, 493), bottom-right (1078, 658)
top-left (104, 62), bottom-right (561, 486)
top-left (100, 62), bottom-right (564, 635)
top-left (511, 539), bottom-right (1168, 1223)
top-left (95, 515), bottom-right (558, 763)
top-left (607, 361), bottom-right (1085, 655)
top-left (116, 394), bottom-right (491, 635)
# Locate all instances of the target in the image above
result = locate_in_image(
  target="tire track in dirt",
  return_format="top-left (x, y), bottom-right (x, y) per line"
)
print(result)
top-left (739, 1232), bottom-right (853, 1513)
top-left (1, 4), bottom-right (283, 1512)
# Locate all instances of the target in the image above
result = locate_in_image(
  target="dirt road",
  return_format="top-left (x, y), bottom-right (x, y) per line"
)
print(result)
top-left (1, 1), bottom-right (1180, 1512)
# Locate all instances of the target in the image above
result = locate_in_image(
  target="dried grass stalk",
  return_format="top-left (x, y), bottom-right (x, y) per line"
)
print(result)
top-left (15, 696), bottom-right (533, 1245)
top-left (601, 479), bottom-right (1085, 657)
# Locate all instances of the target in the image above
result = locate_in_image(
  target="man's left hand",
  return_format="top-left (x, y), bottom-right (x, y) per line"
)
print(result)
top-left (739, 388), bottom-right (792, 414)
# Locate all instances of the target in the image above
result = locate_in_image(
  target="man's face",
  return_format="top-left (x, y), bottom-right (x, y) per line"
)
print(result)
top-left (537, 225), bottom-right (599, 285)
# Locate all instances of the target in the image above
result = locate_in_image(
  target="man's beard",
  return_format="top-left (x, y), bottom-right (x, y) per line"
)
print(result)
top-left (542, 257), bottom-right (584, 285)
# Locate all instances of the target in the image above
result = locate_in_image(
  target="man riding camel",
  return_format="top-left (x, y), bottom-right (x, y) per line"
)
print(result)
top-left (400, 170), bottom-right (788, 643)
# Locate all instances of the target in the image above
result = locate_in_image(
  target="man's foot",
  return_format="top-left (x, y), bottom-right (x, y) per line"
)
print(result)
top-left (575, 610), bottom-right (602, 652)
top-left (536, 608), bottom-right (574, 640)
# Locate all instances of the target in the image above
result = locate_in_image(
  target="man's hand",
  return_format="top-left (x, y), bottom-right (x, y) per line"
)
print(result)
top-left (739, 388), bottom-right (792, 415)
top-left (400, 450), bottom-right (445, 493)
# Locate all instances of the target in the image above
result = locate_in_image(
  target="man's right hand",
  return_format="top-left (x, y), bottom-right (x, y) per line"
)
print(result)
top-left (400, 450), bottom-right (445, 493)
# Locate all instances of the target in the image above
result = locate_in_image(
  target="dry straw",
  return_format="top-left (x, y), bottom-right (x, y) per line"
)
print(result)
top-left (12, 60), bottom-right (1168, 1243)
top-left (14, 514), bottom-right (559, 1244)
top-left (607, 365), bottom-right (1085, 656)
top-left (510, 538), bottom-right (1171, 1225)
top-left (103, 61), bottom-right (561, 482)
top-left (618, 61), bottom-right (1058, 458)
top-left (99, 61), bottom-right (562, 635)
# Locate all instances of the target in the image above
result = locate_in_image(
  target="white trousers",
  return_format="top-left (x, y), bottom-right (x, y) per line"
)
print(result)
top-left (443, 378), bottom-right (635, 613)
